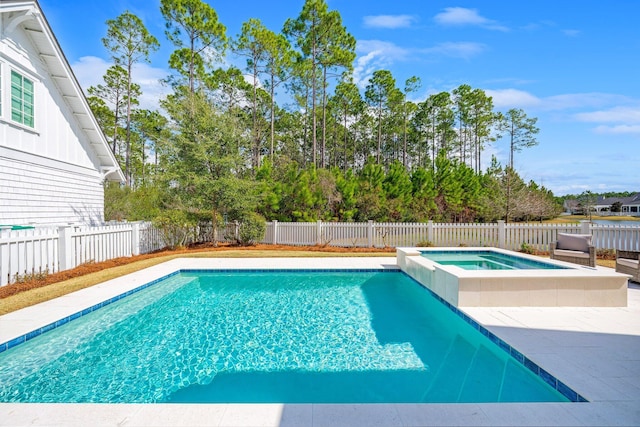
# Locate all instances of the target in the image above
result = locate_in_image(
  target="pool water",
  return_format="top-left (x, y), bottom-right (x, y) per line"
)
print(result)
top-left (0, 271), bottom-right (569, 403)
top-left (422, 251), bottom-right (568, 270)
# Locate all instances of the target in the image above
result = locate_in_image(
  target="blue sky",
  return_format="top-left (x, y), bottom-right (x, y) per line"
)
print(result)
top-left (38, 0), bottom-right (640, 196)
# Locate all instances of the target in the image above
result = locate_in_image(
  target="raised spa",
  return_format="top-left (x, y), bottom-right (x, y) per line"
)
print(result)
top-left (398, 247), bottom-right (629, 307)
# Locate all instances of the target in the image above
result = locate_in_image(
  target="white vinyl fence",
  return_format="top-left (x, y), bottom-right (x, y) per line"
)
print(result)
top-left (264, 220), bottom-right (640, 253)
top-left (0, 222), bottom-right (161, 287)
top-left (1, 220), bottom-right (639, 287)
top-left (0, 221), bottom-right (241, 287)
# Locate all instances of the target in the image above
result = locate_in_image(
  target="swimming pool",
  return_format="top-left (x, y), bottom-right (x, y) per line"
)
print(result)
top-left (421, 250), bottom-right (568, 271)
top-left (0, 269), bottom-right (577, 404)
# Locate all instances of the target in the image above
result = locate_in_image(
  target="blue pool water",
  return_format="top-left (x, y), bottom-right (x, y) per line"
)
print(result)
top-left (0, 271), bottom-right (571, 403)
top-left (422, 250), bottom-right (568, 270)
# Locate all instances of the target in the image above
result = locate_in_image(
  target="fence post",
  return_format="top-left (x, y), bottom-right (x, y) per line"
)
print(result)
top-left (272, 220), bottom-right (278, 245)
top-left (131, 222), bottom-right (141, 256)
top-left (316, 220), bottom-right (322, 245)
top-left (368, 220), bottom-right (374, 247)
top-left (427, 220), bottom-right (434, 244)
top-left (497, 220), bottom-right (506, 249)
top-left (58, 226), bottom-right (73, 271)
top-left (580, 220), bottom-right (591, 234)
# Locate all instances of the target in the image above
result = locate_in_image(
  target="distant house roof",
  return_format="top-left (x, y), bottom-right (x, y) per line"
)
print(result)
top-left (596, 193), bottom-right (640, 207)
top-left (1, 0), bottom-right (124, 181)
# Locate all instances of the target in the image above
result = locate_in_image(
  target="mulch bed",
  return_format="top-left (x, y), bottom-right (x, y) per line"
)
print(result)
top-left (0, 243), bottom-right (394, 299)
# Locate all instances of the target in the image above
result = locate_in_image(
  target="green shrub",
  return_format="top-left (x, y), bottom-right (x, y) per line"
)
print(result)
top-left (416, 240), bottom-right (434, 247)
top-left (237, 212), bottom-right (266, 246)
top-left (520, 242), bottom-right (535, 254)
top-left (153, 210), bottom-right (196, 250)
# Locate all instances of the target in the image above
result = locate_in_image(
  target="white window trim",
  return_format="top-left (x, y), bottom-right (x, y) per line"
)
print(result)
top-left (0, 57), bottom-right (40, 133)
top-left (10, 67), bottom-right (35, 128)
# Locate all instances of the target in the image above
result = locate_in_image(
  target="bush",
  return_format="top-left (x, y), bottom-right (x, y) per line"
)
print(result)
top-left (237, 212), bottom-right (266, 246)
top-left (153, 210), bottom-right (196, 250)
top-left (12, 268), bottom-right (49, 284)
top-left (416, 240), bottom-right (434, 247)
top-left (597, 248), bottom-right (615, 260)
top-left (520, 242), bottom-right (535, 255)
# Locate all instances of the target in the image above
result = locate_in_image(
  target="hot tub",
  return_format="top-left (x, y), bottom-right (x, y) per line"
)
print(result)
top-left (397, 247), bottom-right (629, 307)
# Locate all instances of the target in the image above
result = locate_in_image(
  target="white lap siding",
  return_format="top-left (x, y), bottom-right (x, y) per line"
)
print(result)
top-left (0, 149), bottom-right (104, 226)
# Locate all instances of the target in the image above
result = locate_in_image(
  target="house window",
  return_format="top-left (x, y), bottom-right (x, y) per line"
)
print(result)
top-left (10, 70), bottom-right (34, 127)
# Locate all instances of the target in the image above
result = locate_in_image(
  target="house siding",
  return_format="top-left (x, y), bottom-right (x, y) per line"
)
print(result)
top-left (0, 149), bottom-right (104, 226)
top-left (0, 4), bottom-right (118, 226)
top-left (0, 20), bottom-right (102, 172)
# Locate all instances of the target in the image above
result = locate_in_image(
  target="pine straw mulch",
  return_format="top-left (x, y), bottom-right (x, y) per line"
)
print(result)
top-left (0, 243), bottom-right (395, 299)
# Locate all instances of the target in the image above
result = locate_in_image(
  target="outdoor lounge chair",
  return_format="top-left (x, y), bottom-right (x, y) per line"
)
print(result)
top-left (616, 250), bottom-right (640, 282)
top-left (550, 233), bottom-right (596, 267)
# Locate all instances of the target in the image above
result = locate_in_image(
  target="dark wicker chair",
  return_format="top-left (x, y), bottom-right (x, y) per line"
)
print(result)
top-left (616, 250), bottom-right (640, 282)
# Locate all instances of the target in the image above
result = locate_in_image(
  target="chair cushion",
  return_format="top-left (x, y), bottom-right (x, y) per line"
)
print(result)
top-left (617, 258), bottom-right (639, 269)
top-left (556, 233), bottom-right (591, 252)
top-left (554, 249), bottom-right (590, 259)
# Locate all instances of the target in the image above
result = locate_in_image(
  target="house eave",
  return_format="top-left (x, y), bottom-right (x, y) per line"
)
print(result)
top-left (1, 0), bottom-right (125, 183)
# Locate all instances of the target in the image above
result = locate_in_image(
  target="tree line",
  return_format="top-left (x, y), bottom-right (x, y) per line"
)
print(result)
top-left (92, 0), bottom-right (557, 234)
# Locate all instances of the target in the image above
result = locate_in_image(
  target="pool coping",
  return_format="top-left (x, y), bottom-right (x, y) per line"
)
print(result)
top-left (1, 257), bottom-right (639, 426)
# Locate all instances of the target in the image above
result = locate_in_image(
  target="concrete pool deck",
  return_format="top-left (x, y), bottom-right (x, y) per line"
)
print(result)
top-left (1, 257), bottom-right (639, 426)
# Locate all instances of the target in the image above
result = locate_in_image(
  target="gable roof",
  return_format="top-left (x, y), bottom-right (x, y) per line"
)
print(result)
top-left (1, 0), bottom-right (124, 182)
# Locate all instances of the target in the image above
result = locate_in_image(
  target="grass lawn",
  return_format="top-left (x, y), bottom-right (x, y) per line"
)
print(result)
top-left (545, 215), bottom-right (640, 223)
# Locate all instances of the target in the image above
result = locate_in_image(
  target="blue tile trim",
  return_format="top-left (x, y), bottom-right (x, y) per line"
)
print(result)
top-left (0, 268), bottom-right (397, 355)
top-left (400, 270), bottom-right (588, 403)
top-left (180, 268), bottom-right (401, 274)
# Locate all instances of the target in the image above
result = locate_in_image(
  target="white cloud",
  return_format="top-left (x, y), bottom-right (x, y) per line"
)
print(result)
top-left (354, 39), bottom-right (486, 87)
top-left (593, 125), bottom-right (640, 134)
top-left (356, 40), bottom-right (411, 59)
top-left (363, 14), bottom-right (417, 29)
top-left (434, 7), bottom-right (486, 25)
top-left (486, 89), bottom-right (636, 113)
top-left (354, 40), bottom-right (411, 87)
top-left (422, 42), bottom-right (486, 59)
top-left (574, 107), bottom-right (640, 123)
top-left (488, 87), bottom-right (640, 140)
top-left (434, 7), bottom-right (508, 32)
top-left (542, 93), bottom-right (628, 110)
top-left (562, 29), bottom-right (581, 37)
top-left (71, 56), bottom-right (170, 111)
top-left (71, 56), bottom-right (108, 90)
top-left (485, 89), bottom-right (542, 109)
